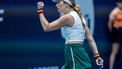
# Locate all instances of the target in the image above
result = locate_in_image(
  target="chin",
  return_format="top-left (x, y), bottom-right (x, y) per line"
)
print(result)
top-left (57, 10), bottom-right (60, 12)
top-left (57, 9), bottom-right (62, 12)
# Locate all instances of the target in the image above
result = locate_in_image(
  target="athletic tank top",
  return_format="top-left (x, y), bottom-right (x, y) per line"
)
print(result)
top-left (61, 11), bottom-right (86, 44)
top-left (113, 10), bottom-right (122, 28)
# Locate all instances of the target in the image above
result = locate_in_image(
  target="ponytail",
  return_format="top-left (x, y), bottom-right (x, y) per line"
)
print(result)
top-left (68, 0), bottom-right (89, 31)
top-left (74, 4), bottom-right (81, 15)
top-left (71, 3), bottom-right (91, 36)
top-left (72, 4), bottom-right (86, 29)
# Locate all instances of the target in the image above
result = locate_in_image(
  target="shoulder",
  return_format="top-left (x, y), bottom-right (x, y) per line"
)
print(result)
top-left (110, 7), bottom-right (118, 16)
top-left (56, 14), bottom-right (74, 26)
top-left (58, 14), bottom-right (72, 22)
top-left (60, 13), bottom-right (75, 26)
top-left (109, 7), bottom-right (119, 20)
top-left (60, 13), bottom-right (74, 22)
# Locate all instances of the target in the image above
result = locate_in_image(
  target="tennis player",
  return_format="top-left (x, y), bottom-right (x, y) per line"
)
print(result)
top-left (37, 0), bottom-right (103, 69)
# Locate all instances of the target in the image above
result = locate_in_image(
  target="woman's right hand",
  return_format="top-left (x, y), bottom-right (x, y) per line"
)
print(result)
top-left (37, 2), bottom-right (44, 10)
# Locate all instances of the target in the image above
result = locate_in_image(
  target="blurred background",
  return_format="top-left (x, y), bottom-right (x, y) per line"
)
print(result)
top-left (0, 0), bottom-right (121, 69)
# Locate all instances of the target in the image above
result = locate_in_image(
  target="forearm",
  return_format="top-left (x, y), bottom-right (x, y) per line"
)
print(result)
top-left (39, 13), bottom-right (49, 32)
top-left (37, 2), bottom-right (49, 32)
top-left (87, 35), bottom-right (99, 55)
top-left (85, 26), bottom-right (99, 56)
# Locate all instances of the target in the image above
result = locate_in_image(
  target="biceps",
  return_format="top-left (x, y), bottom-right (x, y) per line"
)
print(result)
top-left (47, 16), bottom-right (68, 31)
top-left (47, 19), bottom-right (66, 31)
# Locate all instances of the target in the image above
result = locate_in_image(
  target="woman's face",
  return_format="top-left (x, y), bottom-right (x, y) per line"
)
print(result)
top-left (56, 1), bottom-right (66, 12)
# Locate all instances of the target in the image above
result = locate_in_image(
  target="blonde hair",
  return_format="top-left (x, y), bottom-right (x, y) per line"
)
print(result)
top-left (56, 0), bottom-right (87, 28)
top-left (69, 0), bottom-right (86, 28)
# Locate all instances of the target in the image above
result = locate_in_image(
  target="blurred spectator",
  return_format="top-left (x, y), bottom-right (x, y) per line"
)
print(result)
top-left (108, 0), bottom-right (122, 69)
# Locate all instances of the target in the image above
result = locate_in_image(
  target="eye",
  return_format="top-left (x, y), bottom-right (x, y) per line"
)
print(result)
top-left (57, 1), bottom-right (63, 4)
top-left (57, 1), bottom-right (61, 4)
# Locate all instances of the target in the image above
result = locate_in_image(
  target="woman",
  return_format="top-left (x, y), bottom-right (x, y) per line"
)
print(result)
top-left (108, 0), bottom-right (122, 69)
top-left (37, 0), bottom-right (103, 69)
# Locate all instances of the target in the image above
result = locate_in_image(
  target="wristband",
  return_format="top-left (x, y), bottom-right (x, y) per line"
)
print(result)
top-left (37, 10), bottom-right (43, 14)
top-left (94, 53), bottom-right (99, 56)
top-left (94, 55), bottom-right (100, 59)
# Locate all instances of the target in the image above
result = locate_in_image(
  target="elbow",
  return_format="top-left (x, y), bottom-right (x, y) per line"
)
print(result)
top-left (44, 30), bottom-right (49, 32)
top-left (86, 35), bottom-right (93, 42)
top-left (43, 24), bottom-right (51, 32)
top-left (44, 28), bottom-right (50, 32)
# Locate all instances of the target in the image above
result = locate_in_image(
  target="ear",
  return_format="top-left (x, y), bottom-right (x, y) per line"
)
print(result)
top-left (64, 2), bottom-right (70, 7)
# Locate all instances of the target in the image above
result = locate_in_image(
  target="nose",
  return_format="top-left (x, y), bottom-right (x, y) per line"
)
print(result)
top-left (56, 3), bottom-right (61, 8)
top-left (56, 3), bottom-right (58, 7)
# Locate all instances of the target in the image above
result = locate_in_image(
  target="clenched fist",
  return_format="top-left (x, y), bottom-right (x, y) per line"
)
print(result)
top-left (37, 2), bottom-right (44, 10)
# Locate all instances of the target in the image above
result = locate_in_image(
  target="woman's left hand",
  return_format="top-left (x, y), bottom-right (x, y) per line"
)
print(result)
top-left (96, 57), bottom-right (104, 68)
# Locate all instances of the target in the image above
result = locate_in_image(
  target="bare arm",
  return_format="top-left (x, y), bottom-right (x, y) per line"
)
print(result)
top-left (38, 13), bottom-right (65, 32)
top-left (108, 7), bottom-right (117, 32)
top-left (80, 17), bottom-right (99, 56)
top-left (37, 2), bottom-right (74, 32)
top-left (108, 19), bottom-right (113, 32)
top-left (38, 13), bottom-right (73, 32)
top-left (84, 24), bottom-right (99, 55)
top-left (81, 17), bottom-right (104, 66)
